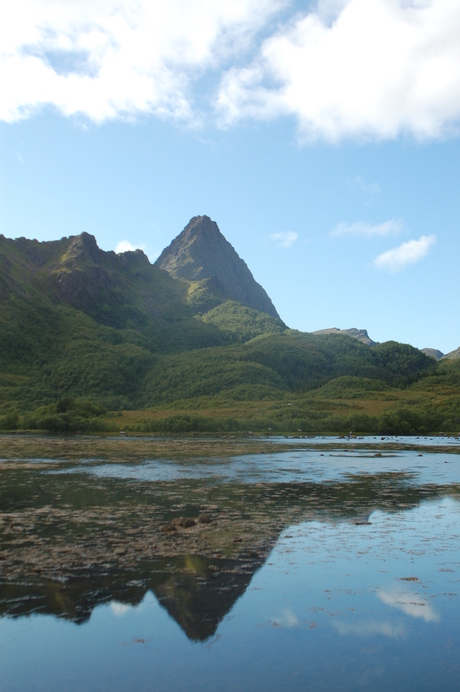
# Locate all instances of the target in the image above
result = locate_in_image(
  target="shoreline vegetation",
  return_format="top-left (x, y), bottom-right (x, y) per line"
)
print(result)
top-left (1, 368), bottom-right (460, 437)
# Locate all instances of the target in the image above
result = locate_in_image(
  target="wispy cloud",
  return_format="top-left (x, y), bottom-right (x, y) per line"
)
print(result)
top-left (348, 176), bottom-right (380, 195)
top-left (270, 231), bottom-right (298, 248)
top-left (378, 587), bottom-right (440, 623)
top-left (331, 220), bottom-right (402, 238)
top-left (374, 235), bottom-right (436, 273)
top-left (270, 608), bottom-right (299, 628)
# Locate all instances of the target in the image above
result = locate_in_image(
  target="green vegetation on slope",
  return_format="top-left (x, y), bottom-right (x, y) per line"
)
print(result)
top-left (200, 301), bottom-right (285, 342)
top-left (0, 231), bottom-right (458, 435)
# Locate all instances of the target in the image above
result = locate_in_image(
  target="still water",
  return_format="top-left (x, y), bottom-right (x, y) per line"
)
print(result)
top-left (1, 438), bottom-right (459, 691)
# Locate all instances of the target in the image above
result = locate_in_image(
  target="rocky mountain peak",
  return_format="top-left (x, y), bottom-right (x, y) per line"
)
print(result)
top-left (64, 232), bottom-right (101, 264)
top-left (155, 216), bottom-right (280, 319)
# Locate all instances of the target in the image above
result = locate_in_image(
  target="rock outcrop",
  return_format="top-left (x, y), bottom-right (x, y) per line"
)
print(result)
top-left (312, 327), bottom-right (378, 347)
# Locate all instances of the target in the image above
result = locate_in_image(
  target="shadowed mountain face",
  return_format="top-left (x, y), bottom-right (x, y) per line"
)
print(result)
top-left (155, 216), bottom-right (280, 319)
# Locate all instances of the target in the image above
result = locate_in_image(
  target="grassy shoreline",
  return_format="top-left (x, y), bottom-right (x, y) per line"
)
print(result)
top-left (2, 367), bottom-right (460, 435)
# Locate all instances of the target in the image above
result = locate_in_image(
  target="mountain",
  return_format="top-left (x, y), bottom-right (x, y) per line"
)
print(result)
top-left (155, 216), bottom-right (280, 319)
top-left (422, 348), bottom-right (444, 360)
top-left (312, 327), bottom-right (378, 347)
top-left (0, 219), bottom-right (448, 433)
top-left (0, 223), bottom-right (287, 412)
top-left (443, 347), bottom-right (460, 360)
top-left (0, 228), bottom-right (284, 350)
top-left (0, 231), bottom-right (193, 331)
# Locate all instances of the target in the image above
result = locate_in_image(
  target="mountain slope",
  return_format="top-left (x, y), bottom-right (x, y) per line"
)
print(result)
top-left (155, 216), bottom-right (280, 319)
top-left (0, 225), bottom-right (286, 411)
top-left (443, 347), bottom-right (460, 360)
top-left (0, 223), bottom-right (446, 433)
top-left (0, 232), bottom-right (195, 331)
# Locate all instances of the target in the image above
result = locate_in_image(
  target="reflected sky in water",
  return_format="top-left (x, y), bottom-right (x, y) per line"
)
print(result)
top-left (50, 447), bottom-right (460, 487)
top-left (1, 498), bottom-right (460, 690)
top-left (269, 434), bottom-right (460, 447)
top-left (1, 444), bottom-right (460, 691)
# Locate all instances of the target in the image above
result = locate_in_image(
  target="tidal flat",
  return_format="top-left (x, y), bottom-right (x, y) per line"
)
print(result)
top-left (1, 435), bottom-right (460, 691)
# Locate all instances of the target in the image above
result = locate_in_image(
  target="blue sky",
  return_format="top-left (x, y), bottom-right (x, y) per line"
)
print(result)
top-left (1, 0), bottom-right (459, 353)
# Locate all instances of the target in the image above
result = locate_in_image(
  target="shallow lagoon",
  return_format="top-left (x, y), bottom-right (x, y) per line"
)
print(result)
top-left (1, 436), bottom-right (460, 691)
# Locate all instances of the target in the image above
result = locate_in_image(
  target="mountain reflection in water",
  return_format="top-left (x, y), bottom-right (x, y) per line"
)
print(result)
top-left (1, 445), bottom-right (460, 644)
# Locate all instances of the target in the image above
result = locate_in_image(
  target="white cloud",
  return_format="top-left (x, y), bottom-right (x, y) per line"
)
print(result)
top-left (3, 1), bottom-right (460, 140)
top-left (271, 608), bottom-right (299, 627)
top-left (110, 601), bottom-right (130, 616)
top-left (115, 240), bottom-right (145, 254)
top-left (331, 219), bottom-right (402, 237)
top-left (217, 0), bottom-right (460, 141)
top-left (270, 231), bottom-right (298, 248)
top-left (348, 176), bottom-right (380, 195)
top-left (115, 240), bottom-right (159, 262)
top-left (374, 234), bottom-right (436, 272)
top-left (378, 587), bottom-right (440, 623)
top-left (0, 0), bottom-right (283, 124)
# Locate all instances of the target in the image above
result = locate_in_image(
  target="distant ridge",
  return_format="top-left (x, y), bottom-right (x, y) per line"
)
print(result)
top-left (155, 216), bottom-right (280, 319)
top-left (312, 327), bottom-right (378, 347)
top-left (421, 348), bottom-right (444, 360)
top-left (442, 347), bottom-right (460, 360)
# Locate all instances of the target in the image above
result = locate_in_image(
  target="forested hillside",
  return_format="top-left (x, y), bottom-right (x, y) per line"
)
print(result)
top-left (0, 219), bottom-right (458, 435)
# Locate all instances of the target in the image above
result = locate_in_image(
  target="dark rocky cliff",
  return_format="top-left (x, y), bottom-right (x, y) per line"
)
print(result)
top-left (155, 216), bottom-right (280, 319)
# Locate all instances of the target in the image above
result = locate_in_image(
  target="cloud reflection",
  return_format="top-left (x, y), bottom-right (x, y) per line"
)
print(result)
top-left (334, 619), bottom-right (404, 639)
top-left (110, 602), bottom-right (131, 617)
top-left (377, 588), bottom-right (440, 623)
top-left (271, 608), bottom-right (299, 628)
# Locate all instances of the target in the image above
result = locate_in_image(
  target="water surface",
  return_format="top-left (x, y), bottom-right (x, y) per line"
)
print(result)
top-left (1, 439), bottom-right (459, 691)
